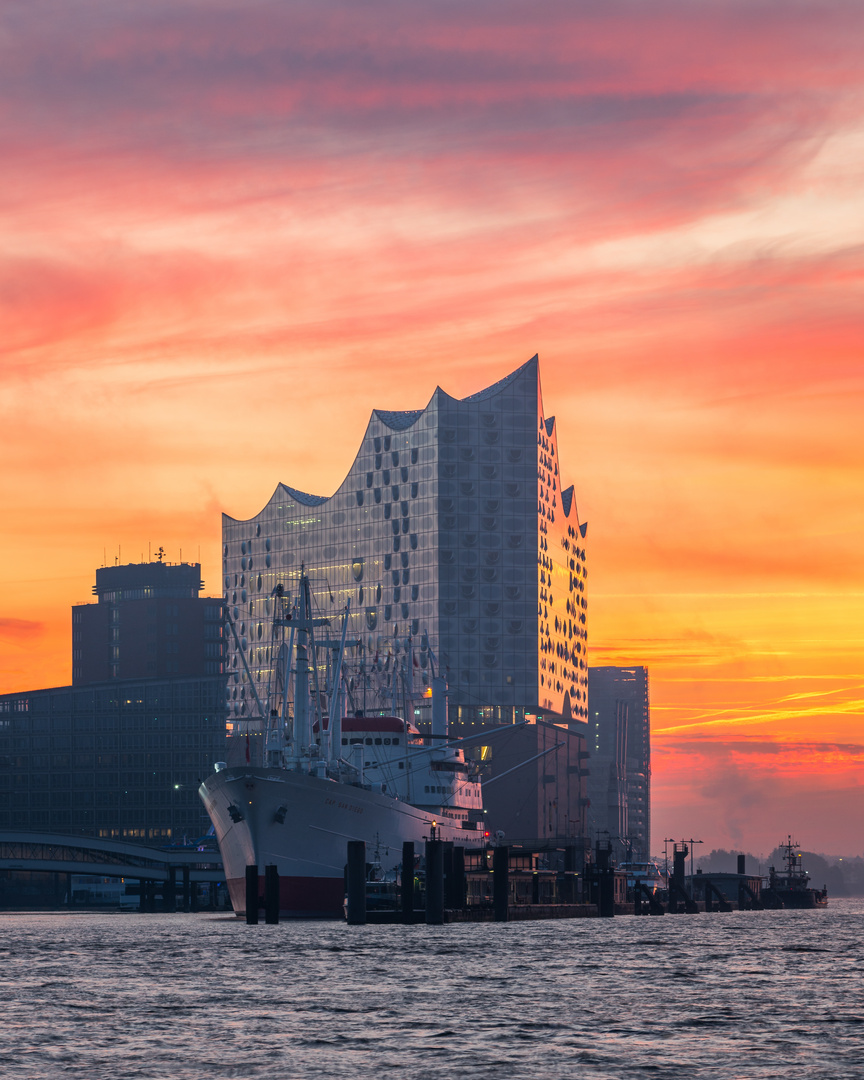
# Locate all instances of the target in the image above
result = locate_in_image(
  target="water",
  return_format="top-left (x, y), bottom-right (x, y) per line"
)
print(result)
top-left (2, 902), bottom-right (863, 1079)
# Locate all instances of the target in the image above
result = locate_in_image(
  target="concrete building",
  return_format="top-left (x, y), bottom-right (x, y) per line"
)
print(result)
top-left (585, 666), bottom-right (651, 860)
top-left (221, 355), bottom-right (589, 738)
top-left (73, 559), bottom-right (223, 684)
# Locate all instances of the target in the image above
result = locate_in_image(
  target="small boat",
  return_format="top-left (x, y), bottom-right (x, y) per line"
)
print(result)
top-left (619, 860), bottom-right (666, 897)
top-left (762, 836), bottom-right (828, 909)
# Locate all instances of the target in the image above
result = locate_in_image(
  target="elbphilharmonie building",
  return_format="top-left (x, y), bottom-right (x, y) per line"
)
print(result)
top-left (222, 355), bottom-right (588, 735)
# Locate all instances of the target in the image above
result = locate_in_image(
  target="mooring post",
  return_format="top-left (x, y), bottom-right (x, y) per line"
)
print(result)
top-left (401, 841), bottom-right (415, 923)
top-left (245, 864), bottom-right (259, 925)
top-left (492, 845), bottom-right (509, 922)
top-left (346, 840), bottom-right (367, 925)
top-left (442, 841), bottom-right (454, 911)
top-left (451, 846), bottom-right (466, 910)
top-left (669, 847), bottom-right (687, 913)
top-left (182, 866), bottom-right (191, 913)
top-left (264, 865), bottom-right (280, 924)
top-left (425, 838), bottom-right (444, 925)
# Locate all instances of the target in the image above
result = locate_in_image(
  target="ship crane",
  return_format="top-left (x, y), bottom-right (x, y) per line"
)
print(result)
top-left (265, 572), bottom-right (365, 777)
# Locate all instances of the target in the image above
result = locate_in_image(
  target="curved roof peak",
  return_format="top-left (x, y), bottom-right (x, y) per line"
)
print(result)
top-left (459, 354), bottom-right (538, 403)
top-left (373, 408), bottom-right (424, 431)
top-left (278, 483), bottom-right (328, 507)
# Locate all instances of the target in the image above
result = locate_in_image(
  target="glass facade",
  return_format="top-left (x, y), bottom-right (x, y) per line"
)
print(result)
top-left (223, 356), bottom-right (589, 732)
top-left (585, 666), bottom-right (651, 860)
top-left (0, 678), bottom-right (227, 842)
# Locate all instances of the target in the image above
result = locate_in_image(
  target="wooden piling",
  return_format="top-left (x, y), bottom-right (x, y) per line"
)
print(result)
top-left (245, 864), bottom-right (259, 925)
top-left (425, 839), bottom-right (444, 925)
top-left (492, 845), bottom-right (509, 922)
top-left (401, 841), bottom-right (415, 924)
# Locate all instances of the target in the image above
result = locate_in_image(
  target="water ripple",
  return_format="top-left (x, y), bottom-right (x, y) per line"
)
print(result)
top-left (1, 901), bottom-right (862, 1078)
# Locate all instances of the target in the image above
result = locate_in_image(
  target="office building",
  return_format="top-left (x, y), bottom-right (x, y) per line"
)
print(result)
top-left (0, 559), bottom-right (226, 842)
top-left (73, 558), bottom-right (223, 684)
top-left (0, 677), bottom-right (226, 841)
top-left (585, 666), bottom-right (651, 859)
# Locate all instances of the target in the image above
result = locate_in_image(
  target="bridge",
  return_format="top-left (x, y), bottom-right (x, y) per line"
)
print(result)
top-left (0, 831), bottom-right (225, 911)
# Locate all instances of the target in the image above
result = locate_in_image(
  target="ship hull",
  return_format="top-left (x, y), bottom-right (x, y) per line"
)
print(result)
top-left (199, 767), bottom-right (485, 917)
top-left (764, 887), bottom-right (828, 910)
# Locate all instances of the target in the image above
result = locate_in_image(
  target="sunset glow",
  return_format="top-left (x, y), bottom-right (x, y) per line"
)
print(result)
top-left (2, 0), bottom-right (863, 852)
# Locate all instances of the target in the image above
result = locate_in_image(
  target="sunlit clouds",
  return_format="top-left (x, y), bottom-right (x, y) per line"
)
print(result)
top-left (2, 0), bottom-right (863, 851)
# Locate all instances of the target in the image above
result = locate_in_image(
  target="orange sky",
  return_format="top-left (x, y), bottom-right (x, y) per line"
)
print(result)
top-left (2, 0), bottom-right (863, 853)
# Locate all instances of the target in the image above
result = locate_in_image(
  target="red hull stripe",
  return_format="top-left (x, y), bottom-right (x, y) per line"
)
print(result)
top-left (228, 875), bottom-right (345, 917)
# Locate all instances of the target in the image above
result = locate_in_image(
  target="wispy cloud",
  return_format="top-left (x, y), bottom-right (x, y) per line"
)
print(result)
top-left (2, 2), bottom-right (864, 855)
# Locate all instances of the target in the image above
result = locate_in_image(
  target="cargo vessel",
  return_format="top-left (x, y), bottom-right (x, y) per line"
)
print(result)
top-left (199, 573), bottom-right (486, 917)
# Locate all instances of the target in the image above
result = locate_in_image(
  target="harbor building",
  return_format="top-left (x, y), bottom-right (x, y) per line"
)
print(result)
top-left (585, 666), bottom-right (651, 860)
top-left (467, 721), bottom-right (589, 847)
top-left (222, 355), bottom-right (589, 738)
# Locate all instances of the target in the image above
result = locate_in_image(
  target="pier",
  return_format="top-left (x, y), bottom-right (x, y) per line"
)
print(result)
top-left (336, 840), bottom-right (785, 924)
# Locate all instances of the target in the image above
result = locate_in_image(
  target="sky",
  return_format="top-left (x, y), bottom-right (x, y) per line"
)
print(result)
top-left (2, 0), bottom-right (863, 855)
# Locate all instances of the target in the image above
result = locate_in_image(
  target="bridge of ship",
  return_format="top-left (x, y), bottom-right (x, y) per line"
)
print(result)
top-left (0, 831), bottom-right (224, 883)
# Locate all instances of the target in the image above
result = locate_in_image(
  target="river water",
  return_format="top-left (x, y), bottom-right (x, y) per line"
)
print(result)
top-left (2, 901), bottom-right (862, 1079)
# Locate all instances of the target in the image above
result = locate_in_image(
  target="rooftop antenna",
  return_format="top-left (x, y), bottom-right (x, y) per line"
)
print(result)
top-left (156, 546), bottom-right (165, 562)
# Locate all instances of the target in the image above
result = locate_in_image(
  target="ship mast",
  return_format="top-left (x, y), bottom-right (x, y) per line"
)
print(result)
top-left (264, 583), bottom-right (295, 768)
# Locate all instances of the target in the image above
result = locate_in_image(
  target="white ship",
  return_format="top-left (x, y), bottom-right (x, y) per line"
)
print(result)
top-left (199, 573), bottom-right (486, 917)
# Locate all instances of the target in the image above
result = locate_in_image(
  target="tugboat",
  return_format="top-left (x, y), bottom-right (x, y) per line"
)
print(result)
top-left (762, 836), bottom-right (828, 909)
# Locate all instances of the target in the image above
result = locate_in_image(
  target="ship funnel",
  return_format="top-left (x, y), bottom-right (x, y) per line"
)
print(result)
top-left (431, 675), bottom-right (448, 739)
